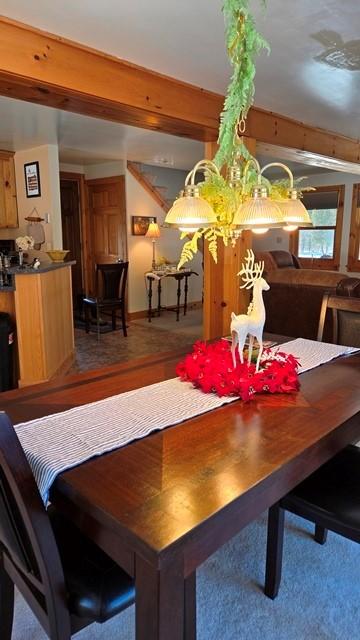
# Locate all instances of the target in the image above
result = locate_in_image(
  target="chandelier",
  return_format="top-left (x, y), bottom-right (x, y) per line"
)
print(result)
top-left (164, 1), bottom-right (313, 268)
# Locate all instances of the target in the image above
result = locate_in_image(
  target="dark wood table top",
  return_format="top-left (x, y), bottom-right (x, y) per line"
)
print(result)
top-left (1, 342), bottom-right (360, 574)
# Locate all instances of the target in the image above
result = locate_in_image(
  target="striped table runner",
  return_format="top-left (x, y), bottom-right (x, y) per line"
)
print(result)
top-left (14, 338), bottom-right (359, 503)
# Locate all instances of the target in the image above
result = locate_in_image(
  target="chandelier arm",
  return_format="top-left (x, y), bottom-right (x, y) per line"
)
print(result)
top-left (242, 157), bottom-right (261, 190)
top-left (259, 162), bottom-right (294, 189)
top-left (185, 160), bottom-right (221, 186)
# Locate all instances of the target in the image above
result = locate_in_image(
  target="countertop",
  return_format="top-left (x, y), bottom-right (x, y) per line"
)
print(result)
top-left (0, 261), bottom-right (75, 291)
top-left (7, 260), bottom-right (76, 276)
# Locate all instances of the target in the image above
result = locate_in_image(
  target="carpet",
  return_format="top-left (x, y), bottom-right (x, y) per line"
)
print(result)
top-left (132, 308), bottom-right (202, 338)
top-left (13, 512), bottom-right (358, 639)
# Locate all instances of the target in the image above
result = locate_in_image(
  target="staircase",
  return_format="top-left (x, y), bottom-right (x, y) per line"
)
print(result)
top-left (127, 161), bottom-right (172, 212)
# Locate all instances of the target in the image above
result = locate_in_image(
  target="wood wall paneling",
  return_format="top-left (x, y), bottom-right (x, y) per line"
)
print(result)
top-left (0, 151), bottom-right (18, 228)
top-left (347, 183), bottom-right (360, 272)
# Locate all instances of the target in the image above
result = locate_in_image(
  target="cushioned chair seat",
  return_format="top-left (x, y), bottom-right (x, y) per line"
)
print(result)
top-left (50, 510), bottom-right (135, 623)
top-left (283, 445), bottom-right (360, 533)
top-left (83, 297), bottom-right (120, 307)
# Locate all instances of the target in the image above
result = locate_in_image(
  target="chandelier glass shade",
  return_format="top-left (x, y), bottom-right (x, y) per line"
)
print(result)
top-left (233, 187), bottom-right (285, 230)
top-left (276, 195), bottom-right (313, 228)
top-left (165, 160), bottom-right (219, 232)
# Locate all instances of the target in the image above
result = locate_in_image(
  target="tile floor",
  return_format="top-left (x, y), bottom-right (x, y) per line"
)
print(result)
top-left (70, 308), bottom-right (203, 374)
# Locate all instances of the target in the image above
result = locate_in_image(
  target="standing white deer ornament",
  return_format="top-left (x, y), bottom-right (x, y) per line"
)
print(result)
top-left (230, 250), bottom-right (270, 373)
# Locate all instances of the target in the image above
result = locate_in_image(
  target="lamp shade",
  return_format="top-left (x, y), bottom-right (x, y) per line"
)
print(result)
top-left (165, 190), bottom-right (217, 231)
top-left (277, 198), bottom-right (312, 228)
top-left (146, 221), bottom-right (161, 238)
top-left (233, 193), bottom-right (285, 230)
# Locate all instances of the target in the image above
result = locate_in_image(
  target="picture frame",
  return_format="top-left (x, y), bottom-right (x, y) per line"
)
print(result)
top-left (24, 161), bottom-right (41, 198)
top-left (131, 215), bottom-right (156, 236)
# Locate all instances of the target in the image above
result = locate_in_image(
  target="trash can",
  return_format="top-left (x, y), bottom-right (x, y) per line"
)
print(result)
top-left (0, 312), bottom-right (14, 392)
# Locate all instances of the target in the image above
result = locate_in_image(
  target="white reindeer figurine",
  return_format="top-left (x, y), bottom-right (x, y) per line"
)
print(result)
top-left (230, 250), bottom-right (270, 373)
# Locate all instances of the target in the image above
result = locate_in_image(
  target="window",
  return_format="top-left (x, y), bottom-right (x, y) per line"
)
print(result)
top-left (290, 185), bottom-right (344, 270)
top-left (347, 183), bottom-right (360, 272)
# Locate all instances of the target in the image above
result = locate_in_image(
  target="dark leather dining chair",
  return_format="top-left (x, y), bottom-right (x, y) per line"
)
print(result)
top-left (264, 293), bottom-right (360, 599)
top-left (83, 262), bottom-right (128, 339)
top-left (0, 411), bottom-right (135, 639)
top-left (317, 293), bottom-right (360, 347)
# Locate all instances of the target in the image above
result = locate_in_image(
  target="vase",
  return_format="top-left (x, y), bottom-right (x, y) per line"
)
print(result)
top-left (18, 250), bottom-right (24, 268)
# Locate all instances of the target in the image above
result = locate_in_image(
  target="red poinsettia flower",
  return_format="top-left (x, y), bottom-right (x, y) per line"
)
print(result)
top-left (176, 340), bottom-right (300, 402)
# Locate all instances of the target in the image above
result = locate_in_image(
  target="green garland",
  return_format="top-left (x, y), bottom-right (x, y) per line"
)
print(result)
top-left (214, 0), bottom-right (269, 169)
top-left (176, 1), bottom-right (313, 270)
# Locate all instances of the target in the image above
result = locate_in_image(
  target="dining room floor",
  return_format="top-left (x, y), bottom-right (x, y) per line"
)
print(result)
top-left (70, 307), bottom-right (203, 374)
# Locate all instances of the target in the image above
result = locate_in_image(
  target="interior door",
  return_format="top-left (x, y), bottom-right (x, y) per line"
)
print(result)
top-left (87, 176), bottom-right (127, 273)
top-left (60, 178), bottom-right (83, 304)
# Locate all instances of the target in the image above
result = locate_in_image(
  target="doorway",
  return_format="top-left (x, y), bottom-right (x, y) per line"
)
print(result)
top-left (60, 174), bottom-right (85, 312)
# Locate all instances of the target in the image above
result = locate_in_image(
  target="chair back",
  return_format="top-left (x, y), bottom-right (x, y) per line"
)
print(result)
top-left (96, 262), bottom-right (128, 301)
top-left (0, 412), bottom-right (71, 635)
top-left (317, 293), bottom-right (360, 347)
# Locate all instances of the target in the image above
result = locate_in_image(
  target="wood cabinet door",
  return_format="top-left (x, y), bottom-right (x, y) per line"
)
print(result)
top-left (87, 176), bottom-right (127, 268)
top-left (0, 153), bottom-right (18, 228)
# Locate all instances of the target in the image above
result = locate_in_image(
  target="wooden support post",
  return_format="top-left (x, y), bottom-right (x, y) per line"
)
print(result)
top-left (203, 139), bottom-right (255, 340)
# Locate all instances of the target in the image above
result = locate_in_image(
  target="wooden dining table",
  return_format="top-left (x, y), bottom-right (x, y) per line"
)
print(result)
top-left (1, 344), bottom-right (360, 640)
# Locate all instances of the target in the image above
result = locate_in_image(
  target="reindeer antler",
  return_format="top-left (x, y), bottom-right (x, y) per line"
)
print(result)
top-left (237, 249), bottom-right (264, 290)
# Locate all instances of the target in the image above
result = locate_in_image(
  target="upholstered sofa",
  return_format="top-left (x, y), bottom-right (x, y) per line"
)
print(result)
top-left (254, 250), bottom-right (360, 340)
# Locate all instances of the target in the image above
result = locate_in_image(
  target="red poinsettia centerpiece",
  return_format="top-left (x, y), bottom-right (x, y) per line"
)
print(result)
top-left (176, 340), bottom-right (300, 401)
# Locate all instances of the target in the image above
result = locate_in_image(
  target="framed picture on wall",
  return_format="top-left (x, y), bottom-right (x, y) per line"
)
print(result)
top-left (131, 215), bottom-right (156, 236)
top-left (24, 161), bottom-right (41, 198)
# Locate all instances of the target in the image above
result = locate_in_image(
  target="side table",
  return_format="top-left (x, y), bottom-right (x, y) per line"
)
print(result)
top-left (145, 270), bottom-right (198, 322)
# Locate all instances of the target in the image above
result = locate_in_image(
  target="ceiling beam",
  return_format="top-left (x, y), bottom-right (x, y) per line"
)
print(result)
top-left (248, 109), bottom-right (360, 167)
top-left (0, 16), bottom-right (359, 166)
top-left (0, 17), bottom-right (221, 141)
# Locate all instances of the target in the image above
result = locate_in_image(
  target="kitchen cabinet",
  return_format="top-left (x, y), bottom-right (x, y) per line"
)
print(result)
top-left (0, 151), bottom-right (18, 228)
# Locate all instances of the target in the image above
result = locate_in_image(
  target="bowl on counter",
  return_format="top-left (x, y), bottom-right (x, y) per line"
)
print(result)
top-left (46, 250), bottom-right (70, 263)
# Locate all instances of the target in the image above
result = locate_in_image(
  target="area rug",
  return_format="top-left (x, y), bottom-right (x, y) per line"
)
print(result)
top-left (13, 512), bottom-right (358, 640)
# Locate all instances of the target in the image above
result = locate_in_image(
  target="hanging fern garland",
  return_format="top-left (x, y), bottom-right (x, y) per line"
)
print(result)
top-left (174, 1), bottom-right (313, 270)
top-left (214, 0), bottom-right (270, 170)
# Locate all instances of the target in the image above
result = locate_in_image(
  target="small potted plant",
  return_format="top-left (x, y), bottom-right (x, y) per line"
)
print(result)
top-left (15, 236), bottom-right (35, 268)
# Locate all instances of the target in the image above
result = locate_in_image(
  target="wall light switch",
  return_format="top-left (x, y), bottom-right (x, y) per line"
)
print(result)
top-left (44, 213), bottom-right (50, 224)
top-left (276, 236), bottom-right (282, 244)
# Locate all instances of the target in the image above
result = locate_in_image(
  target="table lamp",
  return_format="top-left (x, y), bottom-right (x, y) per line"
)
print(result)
top-left (146, 221), bottom-right (161, 270)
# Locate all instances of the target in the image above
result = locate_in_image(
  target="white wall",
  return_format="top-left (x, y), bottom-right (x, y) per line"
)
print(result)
top-left (59, 161), bottom-right (125, 179)
top-left (252, 171), bottom-right (360, 277)
top-left (0, 144), bottom-right (62, 261)
top-left (85, 161), bottom-right (125, 180)
top-left (125, 169), bottom-right (203, 313)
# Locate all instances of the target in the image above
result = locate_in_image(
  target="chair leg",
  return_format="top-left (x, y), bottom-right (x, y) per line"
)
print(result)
top-left (96, 306), bottom-right (100, 341)
top-left (264, 503), bottom-right (285, 600)
top-left (121, 303), bottom-right (127, 337)
top-left (0, 560), bottom-right (14, 640)
top-left (314, 524), bottom-right (328, 545)
top-left (112, 309), bottom-right (116, 331)
top-left (84, 305), bottom-right (90, 333)
top-left (184, 572), bottom-right (196, 640)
